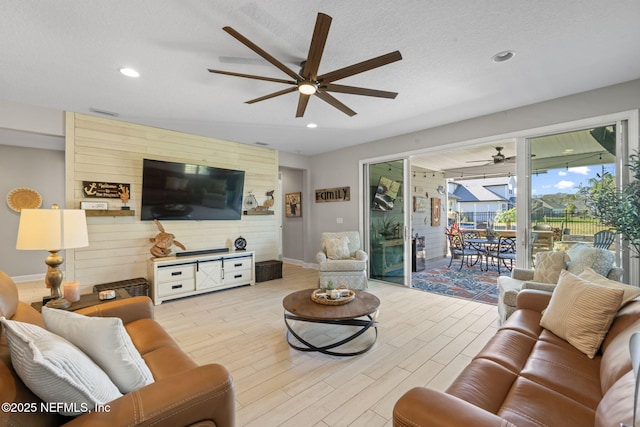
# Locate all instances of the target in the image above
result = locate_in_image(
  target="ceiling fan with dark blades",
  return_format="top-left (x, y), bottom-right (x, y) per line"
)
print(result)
top-left (466, 146), bottom-right (517, 165)
top-left (208, 12), bottom-right (402, 117)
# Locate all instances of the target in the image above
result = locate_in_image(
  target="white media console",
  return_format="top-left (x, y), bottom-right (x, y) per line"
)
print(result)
top-left (147, 251), bottom-right (255, 305)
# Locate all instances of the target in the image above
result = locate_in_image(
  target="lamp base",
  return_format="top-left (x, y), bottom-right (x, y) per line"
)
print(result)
top-left (45, 297), bottom-right (71, 309)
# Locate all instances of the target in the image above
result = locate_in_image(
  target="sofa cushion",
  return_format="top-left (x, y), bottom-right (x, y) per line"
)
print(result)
top-left (42, 306), bottom-right (154, 393)
top-left (567, 244), bottom-right (615, 277)
top-left (578, 267), bottom-right (640, 306)
top-left (325, 236), bottom-right (351, 260)
top-left (532, 251), bottom-right (569, 284)
top-left (540, 270), bottom-right (623, 358)
top-left (0, 317), bottom-right (122, 415)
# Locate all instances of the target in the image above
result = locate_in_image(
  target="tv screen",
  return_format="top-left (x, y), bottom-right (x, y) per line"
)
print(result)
top-left (141, 159), bottom-right (245, 221)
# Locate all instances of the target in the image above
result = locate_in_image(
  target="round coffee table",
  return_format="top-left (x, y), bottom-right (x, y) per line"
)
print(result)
top-left (282, 289), bottom-right (380, 356)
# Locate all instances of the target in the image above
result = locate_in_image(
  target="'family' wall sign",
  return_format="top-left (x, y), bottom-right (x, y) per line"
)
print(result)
top-left (315, 187), bottom-right (350, 203)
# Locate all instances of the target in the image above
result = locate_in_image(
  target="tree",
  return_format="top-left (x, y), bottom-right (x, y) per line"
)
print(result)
top-left (580, 151), bottom-right (640, 256)
top-left (494, 208), bottom-right (517, 230)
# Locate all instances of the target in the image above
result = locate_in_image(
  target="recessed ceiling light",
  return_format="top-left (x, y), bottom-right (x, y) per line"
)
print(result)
top-left (491, 51), bottom-right (515, 63)
top-left (306, 123), bottom-right (318, 128)
top-left (119, 67), bottom-right (140, 78)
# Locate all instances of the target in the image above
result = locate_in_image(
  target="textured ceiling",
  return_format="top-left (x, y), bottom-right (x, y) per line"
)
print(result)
top-left (1, 0), bottom-right (639, 156)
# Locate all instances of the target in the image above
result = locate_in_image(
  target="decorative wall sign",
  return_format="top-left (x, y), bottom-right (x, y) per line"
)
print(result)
top-left (431, 198), bottom-right (442, 226)
top-left (413, 196), bottom-right (427, 213)
top-left (285, 192), bottom-right (302, 217)
top-left (83, 181), bottom-right (130, 199)
top-left (315, 186), bottom-right (350, 203)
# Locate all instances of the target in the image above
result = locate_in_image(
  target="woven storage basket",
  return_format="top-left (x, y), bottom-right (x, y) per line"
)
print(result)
top-left (93, 277), bottom-right (150, 297)
top-left (255, 260), bottom-right (283, 282)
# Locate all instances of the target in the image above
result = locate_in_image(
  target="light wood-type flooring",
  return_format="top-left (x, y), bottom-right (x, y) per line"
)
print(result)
top-left (17, 262), bottom-right (499, 426)
top-left (153, 263), bottom-right (499, 426)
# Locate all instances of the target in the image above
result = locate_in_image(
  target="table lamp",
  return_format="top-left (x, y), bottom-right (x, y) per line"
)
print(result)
top-left (16, 205), bottom-right (89, 309)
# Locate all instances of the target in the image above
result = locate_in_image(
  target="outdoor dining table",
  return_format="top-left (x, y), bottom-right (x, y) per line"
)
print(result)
top-left (464, 238), bottom-right (500, 271)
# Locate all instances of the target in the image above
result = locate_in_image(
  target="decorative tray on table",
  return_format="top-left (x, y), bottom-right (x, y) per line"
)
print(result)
top-left (311, 288), bottom-right (355, 305)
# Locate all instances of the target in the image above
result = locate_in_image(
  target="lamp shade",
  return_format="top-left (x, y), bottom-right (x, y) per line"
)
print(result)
top-left (16, 209), bottom-right (89, 251)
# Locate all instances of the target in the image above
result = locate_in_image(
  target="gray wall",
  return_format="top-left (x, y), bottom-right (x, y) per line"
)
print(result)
top-left (0, 143), bottom-right (65, 278)
top-left (280, 167), bottom-right (304, 262)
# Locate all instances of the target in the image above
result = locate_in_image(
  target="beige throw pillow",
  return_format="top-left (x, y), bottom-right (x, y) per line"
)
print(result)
top-left (579, 267), bottom-right (640, 306)
top-left (532, 251), bottom-right (569, 284)
top-left (540, 270), bottom-right (624, 358)
top-left (325, 236), bottom-right (351, 260)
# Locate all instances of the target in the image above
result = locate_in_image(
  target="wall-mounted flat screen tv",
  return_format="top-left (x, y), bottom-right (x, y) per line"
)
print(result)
top-left (141, 159), bottom-right (245, 221)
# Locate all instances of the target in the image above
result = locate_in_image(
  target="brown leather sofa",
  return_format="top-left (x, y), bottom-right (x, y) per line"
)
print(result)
top-left (0, 271), bottom-right (235, 427)
top-left (393, 289), bottom-right (639, 427)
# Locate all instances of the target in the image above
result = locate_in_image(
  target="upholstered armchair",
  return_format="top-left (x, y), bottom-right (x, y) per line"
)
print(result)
top-left (316, 231), bottom-right (368, 290)
top-left (497, 244), bottom-right (624, 323)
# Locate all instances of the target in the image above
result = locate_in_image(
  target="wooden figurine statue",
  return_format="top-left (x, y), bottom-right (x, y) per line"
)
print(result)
top-left (149, 219), bottom-right (186, 257)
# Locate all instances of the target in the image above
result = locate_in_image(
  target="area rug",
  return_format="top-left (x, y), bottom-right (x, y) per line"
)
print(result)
top-left (412, 265), bottom-right (508, 305)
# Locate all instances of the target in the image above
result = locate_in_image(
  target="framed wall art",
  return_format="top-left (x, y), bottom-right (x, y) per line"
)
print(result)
top-left (285, 192), bottom-right (301, 217)
top-left (431, 198), bottom-right (441, 226)
top-left (413, 196), bottom-right (427, 213)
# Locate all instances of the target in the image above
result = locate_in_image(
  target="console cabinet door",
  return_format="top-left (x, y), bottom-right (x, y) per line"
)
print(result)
top-left (196, 259), bottom-right (223, 290)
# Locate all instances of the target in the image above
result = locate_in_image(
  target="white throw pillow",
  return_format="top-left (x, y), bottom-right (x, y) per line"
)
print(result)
top-left (0, 317), bottom-right (122, 416)
top-left (325, 236), bottom-right (351, 260)
top-left (42, 307), bottom-right (154, 393)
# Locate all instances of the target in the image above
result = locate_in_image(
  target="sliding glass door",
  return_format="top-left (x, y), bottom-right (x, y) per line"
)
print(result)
top-left (365, 159), bottom-right (409, 286)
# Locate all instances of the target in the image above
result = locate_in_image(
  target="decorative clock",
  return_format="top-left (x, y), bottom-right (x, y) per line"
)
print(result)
top-left (243, 191), bottom-right (258, 211)
top-left (234, 236), bottom-right (247, 251)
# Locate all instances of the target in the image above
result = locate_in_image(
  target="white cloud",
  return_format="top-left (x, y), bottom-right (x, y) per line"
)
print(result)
top-left (555, 180), bottom-right (575, 189)
top-left (569, 166), bottom-right (590, 175)
top-left (558, 170), bottom-right (567, 176)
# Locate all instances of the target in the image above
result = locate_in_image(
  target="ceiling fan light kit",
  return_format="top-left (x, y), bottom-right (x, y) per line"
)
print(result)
top-left (209, 12), bottom-right (402, 117)
top-left (298, 81), bottom-right (318, 95)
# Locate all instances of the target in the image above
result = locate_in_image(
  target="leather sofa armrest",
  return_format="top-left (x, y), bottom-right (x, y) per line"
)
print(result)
top-left (74, 296), bottom-right (154, 323)
top-left (511, 268), bottom-right (534, 281)
top-left (63, 363), bottom-right (234, 427)
top-left (316, 251), bottom-right (328, 264)
top-left (393, 387), bottom-right (515, 427)
top-left (516, 289), bottom-right (552, 312)
top-left (355, 250), bottom-right (368, 262)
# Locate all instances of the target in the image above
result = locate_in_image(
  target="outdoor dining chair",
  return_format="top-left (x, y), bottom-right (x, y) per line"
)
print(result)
top-left (446, 232), bottom-right (485, 270)
top-left (487, 236), bottom-right (516, 274)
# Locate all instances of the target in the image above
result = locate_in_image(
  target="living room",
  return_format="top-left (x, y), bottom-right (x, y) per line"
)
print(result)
top-left (2, 2), bottom-right (640, 426)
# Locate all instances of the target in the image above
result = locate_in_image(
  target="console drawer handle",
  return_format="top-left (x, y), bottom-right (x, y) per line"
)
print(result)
top-left (171, 271), bottom-right (182, 276)
top-left (234, 274), bottom-right (242, 278)
top-left (171, 284), bottom-right (183, 289)
top-left (234, 263), bottom-right (242, 267)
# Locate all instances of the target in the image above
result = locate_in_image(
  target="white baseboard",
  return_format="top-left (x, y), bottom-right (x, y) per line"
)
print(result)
top-left (12, 273), bottom-right (46, 283)
top-left (282, 258), bottom-right (319, 270)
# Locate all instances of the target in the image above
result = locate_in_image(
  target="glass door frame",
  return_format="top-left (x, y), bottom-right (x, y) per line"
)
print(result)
top-left (516, 110), bottom-right (639, 283)
top-left (360, 157), bottom-right (411, 287)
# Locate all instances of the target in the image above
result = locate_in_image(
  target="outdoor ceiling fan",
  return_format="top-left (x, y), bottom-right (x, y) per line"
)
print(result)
top-left (208, 12), bottom-right (402, 118)
top-left (467, 146), bottom-right (516, 165)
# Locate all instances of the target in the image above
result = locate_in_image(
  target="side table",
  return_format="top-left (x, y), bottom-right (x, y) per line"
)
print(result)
top-left (30, 288), bottom-right (131, 312)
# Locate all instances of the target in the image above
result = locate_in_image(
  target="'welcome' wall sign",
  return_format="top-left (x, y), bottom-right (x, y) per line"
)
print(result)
top-left (315, 187), bottom-right (350, 203)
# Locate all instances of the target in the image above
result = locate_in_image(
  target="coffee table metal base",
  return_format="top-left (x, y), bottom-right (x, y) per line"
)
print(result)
top-left (284, 313), bottom-right (378, 357)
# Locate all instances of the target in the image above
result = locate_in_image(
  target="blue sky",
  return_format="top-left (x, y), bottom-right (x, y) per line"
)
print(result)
top-left (531, 163), bottom-right (615, 196)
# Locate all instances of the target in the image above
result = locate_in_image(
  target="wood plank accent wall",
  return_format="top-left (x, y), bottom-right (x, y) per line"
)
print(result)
top-left (65, 113), bottom-right (279, 289)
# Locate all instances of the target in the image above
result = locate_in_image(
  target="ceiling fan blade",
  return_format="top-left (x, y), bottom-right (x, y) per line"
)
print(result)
top-left (245, 87), bottom-right (298, 104)
top-left (323, 83), bottom-right (398, 99)
top-left (296, 94), bottom-right (311, 117)
top-left (302, 13), bottom-right (332, 80)
top-left (317, 50), bottom-right (402, 84)
top-left (315, 91), bottom-right (357, 116)
top-left (223, 26), bottom-right (302, 81)
top-left (208, 69), bottom-right (296, 85)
